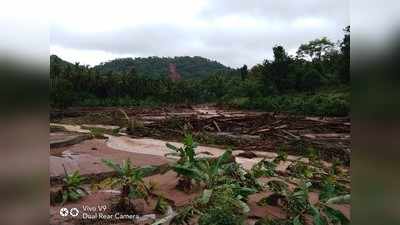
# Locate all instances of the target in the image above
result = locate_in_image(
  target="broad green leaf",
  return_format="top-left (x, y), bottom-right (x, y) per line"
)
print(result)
top-left (166, 143), bottom-right (179, 152)
top-left (173, 165), bottom-right (204, 181)
top-left (267, 180), bottom-right (289, 193)
top-left (310, 205), bottom-right (327, 225)
top-left (69, 190), bottom-right (81, 200)
top-left (198, 189), bottom-right (213, 204)
top-left (237, 200), bottom-right (250, 213)
top-left (61, 192), bottom-right (68, 205)
top-left (217, 149), bottom-right (233, 166)
top-left (293, 215), bottom-right (303, 225)
top-left (140, 165), bottom-right (158, 177)
top-left (102, 159), bottom-right (123, 175)
top-left (326, 194), bottom-right (350, 204)
top-left (322, 205), bottom-right (350, 225)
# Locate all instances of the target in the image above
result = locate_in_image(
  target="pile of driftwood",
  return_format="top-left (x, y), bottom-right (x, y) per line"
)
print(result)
top-left (135, 112), bottom-right (350, 164)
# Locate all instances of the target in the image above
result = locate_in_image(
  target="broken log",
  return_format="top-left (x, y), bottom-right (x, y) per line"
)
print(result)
top-left (252, 124), bottom-right (288, 134)
top-left (213, 120), bottom-right (222, 132)
top-left (302, 133), bottom-right (350, 140)
top-left (211, 132), bottom-right (261, 142)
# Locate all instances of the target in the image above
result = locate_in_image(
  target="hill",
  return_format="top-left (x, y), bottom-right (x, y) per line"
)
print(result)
top-left (50, 55), bottom-right (74, 68)
top-left (93, 56), bottom-right (234, 79)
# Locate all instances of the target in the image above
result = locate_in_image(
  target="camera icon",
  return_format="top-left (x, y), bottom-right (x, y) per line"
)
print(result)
top-left (70, 208), bottom-right (79, 217)
top-left (59, 208), bottom-right (69, 217)
top-left (59, 207), bottom-right (79, 217)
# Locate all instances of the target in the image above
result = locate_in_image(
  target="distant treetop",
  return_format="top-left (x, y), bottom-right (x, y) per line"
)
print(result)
top-left (92, 56), bottom-right (234, 79)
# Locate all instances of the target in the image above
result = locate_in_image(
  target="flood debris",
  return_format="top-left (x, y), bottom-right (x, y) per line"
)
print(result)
top-left (51, 106), bottom-right (350, 164)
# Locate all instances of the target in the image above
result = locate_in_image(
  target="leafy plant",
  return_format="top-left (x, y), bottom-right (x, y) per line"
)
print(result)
top-left (318, 175), bottom-right (348, 202)
top-left (307, 147), bottom-right (319, 163)
top-left (165, 134), bottom-right (200, 164)
top-left (168, 136), bottom-right (260, 195)
top-left (89, 127), bottom-right (107, 139)
top-left (310, 162), bottom-right (348, 202)
top-left (155, 136), bottom-right (258, 225)
top-left (102, 159), bottom-right (152, 213)
top-left (154, 195), bottom-right (169, 214)
top-left (285, 182), bottom-right (311, 216)
top-left (267, 180), bottom-right (289, 194)
top-left (198, 206), bottom-right (245, 225)
top-left (112, 127), bottom-right (121, 135)
top-left (223, 162), bottom-right (263, 193)
top-left (258, 180), bottom-right (350, 225)
top-left (273, 146), bottom-right (289, 163)
top-left (329, 158), bottom-right (343, 176)
top-left (326, 194), bottom-right (350, 204)
top-left (195, 149), bottom-right (236, 189)
top-left (166, 134), bottom-right (207, 192)
top-left (169, 185), bottom-right (249, 225)
top-left (60, 168), bottom-right (88, 205)
top-left (251, 159), bottom-right (277, 178)
top-left (90, 177), bottom-right (114, 192)
top-left (288, 161), bottom-right (314, 179)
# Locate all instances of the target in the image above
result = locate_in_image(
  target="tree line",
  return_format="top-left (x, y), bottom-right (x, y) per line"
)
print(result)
top-left (50, 27), bottom-right (349, 116)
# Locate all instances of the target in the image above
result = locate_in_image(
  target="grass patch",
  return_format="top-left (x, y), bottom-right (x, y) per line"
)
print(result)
top-left (225, 88), bottom-right (349, 117)
top-left (89, 127), bottom-right (108, 139)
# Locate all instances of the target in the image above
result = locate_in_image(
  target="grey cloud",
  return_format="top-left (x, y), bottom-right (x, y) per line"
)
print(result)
top-left (200, 0), bottom-right (348, 22)
top-left (50, 0), bottom-right (348, 67)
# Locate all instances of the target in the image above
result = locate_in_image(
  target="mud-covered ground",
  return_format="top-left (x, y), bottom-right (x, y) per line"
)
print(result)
top-left (49, 105), bottom-right (351, 225)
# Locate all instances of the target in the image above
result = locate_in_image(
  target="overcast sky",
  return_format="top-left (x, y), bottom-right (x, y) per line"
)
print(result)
top-left (50, 0), bottom-right (348, 68)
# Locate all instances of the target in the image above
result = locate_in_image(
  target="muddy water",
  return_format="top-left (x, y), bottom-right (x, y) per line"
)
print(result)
top-left (49, 123), bottom-right (309, 171)
top-left (105, 135), bottom-right (264, 170)
top-left (52, 123), bottom-right (319, 174)
top-left (51, 123), bottom-right (265, 169)
top-left (105, 135), bottom-right (296, 171)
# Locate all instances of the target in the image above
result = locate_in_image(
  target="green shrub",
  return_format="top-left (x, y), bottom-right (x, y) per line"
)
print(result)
top-left (198, 206), bottom-right (245, 225)
top-left (56, 170), bottom-right (87, 205)
top-left (300, 69), bottom-right (322, 91)
top-left (228, 90), bottom-right (349, 117)
top-left (89, 128), bottom-right (107, 139)
top-left (102, 159), bottom-right (153, 213)
top-left (198, 186), bottom-right (246, 225)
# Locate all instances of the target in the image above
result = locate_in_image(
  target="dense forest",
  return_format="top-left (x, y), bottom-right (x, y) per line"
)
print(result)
top-left (50, 27), bottom-right (350, 116)
top-left (93, 56), bottom-right (234, 79)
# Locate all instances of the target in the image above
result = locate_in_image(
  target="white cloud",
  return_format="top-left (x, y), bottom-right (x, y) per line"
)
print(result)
top-left (292, 18), bottom-right (328, 29)
top-left (50, 0), bottom-right (348, 67)
top-left (51, 0), bottom-right (205, 32)
top-left (50, 45), bottom-right (134, 66)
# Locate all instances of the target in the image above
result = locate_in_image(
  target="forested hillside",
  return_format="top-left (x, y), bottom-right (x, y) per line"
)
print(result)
top-left (50, 55), bottom-right (74, 70)
top-left (50, 27), bottom-right (350, 116)
top-left (93, 56), bottom-right (234, 79)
